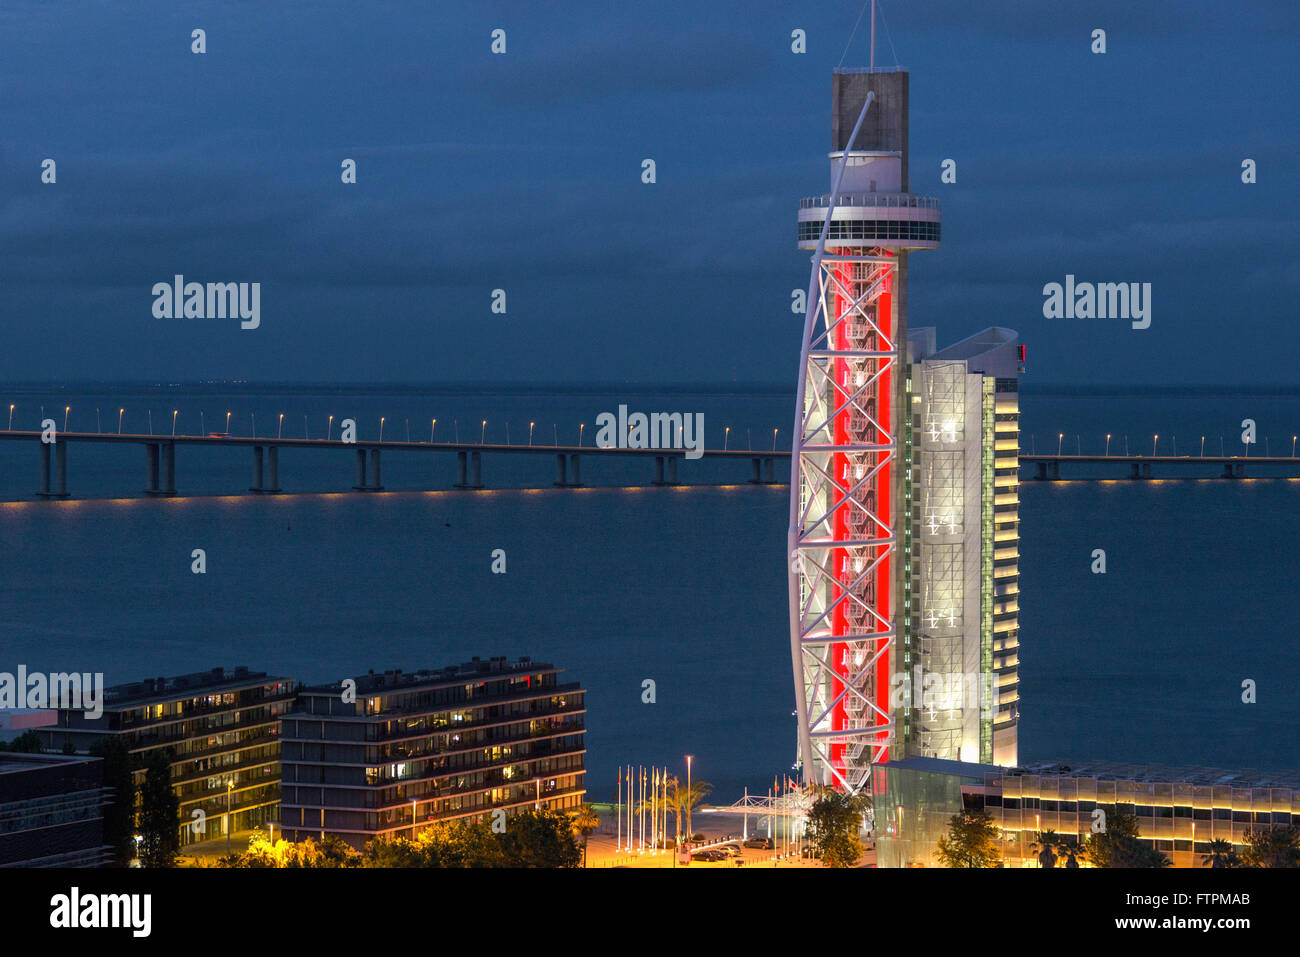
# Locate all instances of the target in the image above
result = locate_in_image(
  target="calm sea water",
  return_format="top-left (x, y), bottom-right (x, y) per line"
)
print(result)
top-left (2, 385), bottom-right (1298, 801)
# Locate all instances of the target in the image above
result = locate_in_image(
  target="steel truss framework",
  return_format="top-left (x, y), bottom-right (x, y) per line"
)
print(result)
top-left (788, 247), bottom-right (898, 794)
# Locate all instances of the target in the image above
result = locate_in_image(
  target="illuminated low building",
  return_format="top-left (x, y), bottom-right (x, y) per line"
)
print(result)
top-left (279, 656), bottom-right (585, 849)
top-left (0, 752), bottom-right (114, 867)
top-left (875, 756), bottom-right (1300, 867)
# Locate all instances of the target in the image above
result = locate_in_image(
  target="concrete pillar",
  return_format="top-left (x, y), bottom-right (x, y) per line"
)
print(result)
top-left (555, 453), bottom-right (567, 487)
top-left (369, 448), bottom-right (382, 490)
top-left (764, 458), bottom-right (775, 484)
top-left (161, 443), bottom-right (176, 494)
top-left (1129, 462), bottom-right (1140, 480)
top-left (1048, 460), bottom-right (1060, 480)
top-left (267, 445), bottom-right (280, 492)
top-left (39, 442), bottom-right (51, 495)
top-left (146, 443), bottom-right (160, 494)
top-left (569, 453), bottom-right (582, 487)
top-left (751, 457), bottom-right (761, 484)
top-left (1035, 462), bottom-right (1047, 481)
top-left (470, 451), bottom-right (482, 488)
top-left (456, 450), bottom-right (468, 487)
top-left (654, 456), bottom-right (665, 485)
top-left (666, 456), bottom-right (678, 485)
top-left (55, 441), bottom-right (67, 496)
top-left (1141, 462), bottom-right (1152, 479)
top-left (252, 446), bottom-right (264, 491)
top-left (354, 448), bottom-right (367, 490)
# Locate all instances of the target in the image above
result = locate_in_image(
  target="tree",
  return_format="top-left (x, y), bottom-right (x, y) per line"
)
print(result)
top-left (138, 749), bottom-right (179, 867)
top-left (1240, 826), bottom-right (1300, 868)
top-left (569, 803), bottom-right (600, 867)
top-left (220, 833), bottom-right (361, 868)
top-left (89, 737), bottom-right (136, 866)
top-left (1201, 838), bottom-right (1240, 869)
top-left (805, 789), bottom-right (869, 868)
top-left (1030, 829), bottom-right (1060, 868)
top-left (499, 808), bottom-right (582, 868)
top-left (666, 777), bottom-right (712, 842)
top-left (936, 809), bottom-right (1002, 868)
top-left (1082, 812), bottom-right (1170, 868)
top-left (0, 730), bottom-right (43, 753)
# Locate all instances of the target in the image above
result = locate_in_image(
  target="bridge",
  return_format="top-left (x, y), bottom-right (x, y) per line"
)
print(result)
top-left (1019, 454), bottom-right (1300, 481)
top-left (0, 429), bottom-right (790, 499)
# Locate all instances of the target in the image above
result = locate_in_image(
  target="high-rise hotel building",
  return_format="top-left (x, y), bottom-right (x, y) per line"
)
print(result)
top-left (900, 327), bottom-right (1022, 767)
top-left (788, 68), bottom-right (1023, 792)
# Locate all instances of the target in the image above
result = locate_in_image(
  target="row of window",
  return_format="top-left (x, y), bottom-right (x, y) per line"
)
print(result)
top-left (797, 220), bottom-right (941, 242)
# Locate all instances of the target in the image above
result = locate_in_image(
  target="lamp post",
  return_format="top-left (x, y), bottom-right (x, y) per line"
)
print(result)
top-left (529, 422), bottom-right (535, 446)
top-left (579, 423), bottom-right (585, 447)
top-left (278, 413), bottom-right (284, 439)
top-left (8, 404), bottom-right (14, 430)
top-left (480, 420), bottom-right (487, 445)
top-left (685, 755), bottom-right (693, 843)
top-left (64, 406), bottom-right (70, 431)
top-left (773, 428), bottom-right (778, 451)
top-left (1057, 432), bottom-right (1063, 456)
top-left (379, 417), bottom-right (385, 443)
top-left (328, 415), bottom-right (334, 441)
top-left (1105, 433), bottom-right (1111, 456)
top-left (119, 408), bottom-right (125, 434)
top-left (97, 408), bottom-right (102, 433)
top-left (226, 780), bottom-right (234, 855)
top-left (1152, 434), bottom-right (1158, 456)
top-left (431, 418), bottom-right (436, 443)
top-left (412, 799), bottom-right (418, 838)
top-left (724, 427), bottom-right (730, 451)
top-left (172, 410), bottom-right (179, 437)
top-left (225, 411), bottom-right (232, 434)
top-left (553, 424), bottom-right (558, 447)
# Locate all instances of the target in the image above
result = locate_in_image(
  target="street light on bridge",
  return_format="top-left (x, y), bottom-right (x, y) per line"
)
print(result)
top-left (172, 410), bottom-right (179, 437)
top-left (481, 420), bottom-right (487, 445)
top-left (8, 404), bottom-right (14, 430)
top-left (119, 408), bottom-right (124, 434)
top-left (529, 422), bottom-right (535, 446)
top-left (1105, 433), bottom-right (1111, 456)
top-left (1057, 432), bottom-right (1063, 456)
top-left (64, 406), bottom-right (70, 432)
top-left (1153, 434), bottom-right (1158, 456)
top-left (379, 417), bottom-right (385, 443)
top-left (278, 413), bottom-right (284, 439)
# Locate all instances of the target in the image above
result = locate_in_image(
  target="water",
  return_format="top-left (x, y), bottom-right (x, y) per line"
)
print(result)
top-left (2, 385), bottom-right (1299, 802)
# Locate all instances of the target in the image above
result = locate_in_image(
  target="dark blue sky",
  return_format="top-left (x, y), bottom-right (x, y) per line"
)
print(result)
top-left (2, 1), bottom-right (1296, 386)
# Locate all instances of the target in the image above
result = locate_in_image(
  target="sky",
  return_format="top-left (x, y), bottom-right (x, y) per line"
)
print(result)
top-left (1, 0), bottom-right (1297, 387)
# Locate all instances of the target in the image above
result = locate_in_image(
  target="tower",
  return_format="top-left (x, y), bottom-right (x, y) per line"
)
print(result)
top-left (787, 69), bottom-right (941, 792)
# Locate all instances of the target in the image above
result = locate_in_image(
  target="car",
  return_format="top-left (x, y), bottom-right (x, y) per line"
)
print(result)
top-left (743, 837), bottom-right (772, 850)
top-left (691, 849), bottom-right (725, 862)
top-left (718, 844), bottom-right (743, 857)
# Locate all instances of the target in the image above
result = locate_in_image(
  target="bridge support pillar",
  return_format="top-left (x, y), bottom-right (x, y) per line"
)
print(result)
top-left (37, 441), bottom-right (51, 496)
top-left (568, 454), bottom-right (582, 487)
top-left (455, 450), bottom-right (468, 488)
top-left (1223, 461), bottom-right (1244, 479)
top-left (653, 456), bottom-right (665, 485)
top-left (266, 445), bottom-right (281, 493)
top-left (1141, 462), bottom-right (1152, 479)
top-left (469, 451), bottom-right (483, 488)
top-left (160, 442), bottom-right (176, 495)
top-left (55, 441), bottom-right (67, 497)
top-left (369, 449), bottom-right (383, 490)
top-left (1035, 462), bottom-right (1047, 481)
top-left (554, 453), bottom-right (567, 487)
top-left (1049, 460), bottom-right (1060, 480)
top-left (763, 458), bottom-right (775, 484)
top-left (666, 456), bottom-right (679, 486)
top-left (751, 457), bottom-right (761, 484)
top-left (251, 446), bottom-right (264, 492)
top-left (145, 443), bottom-right (160, 494)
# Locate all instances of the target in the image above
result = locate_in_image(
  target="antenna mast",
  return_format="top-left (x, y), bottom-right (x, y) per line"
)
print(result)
top-left (870, 0), bottom-right (875, 71)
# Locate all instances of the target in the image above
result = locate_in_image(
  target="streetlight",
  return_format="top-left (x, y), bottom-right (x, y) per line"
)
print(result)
top-left (685, 755), bottom-right (694, 844)
top-left (1201, 435), bottom-right (1206, 457)
top-left (97, 408), bottom-right (102, 433)
top-left (480, 420), bottom-right (487, 444)
top-left (379, 417), bottom-right (385, 442)
top-left (1152, 434), bottom-right (1158, 456)
top-left (1293, 436), bottom-right (1297, 458)
top-left (64, 406), bottom-right (70, 431)
top-left (773, 428), bottom-right (779, 451)
top-left (225, 411), bottom-right (232, 434)
top-left (405, 418), bottom-right (411, 443)
top-left (724, 426), bottom-right (730, 451)
top-left (430, 418), bottom-right (437, 443)
top-left (579, 423), bottom-right (585, 447)
top-left (553, 424), bottom-right (558, 447)
top-left (8, 404), bottom-right (14, 430)
top-left (118, 408), bottom-right (124, 434)
top-left (412, 799), bottom-right (418, 839)
top-left (1105, 433), bottom-right (1111, 456)
top-left (504, 422), bottom-right (510, 445)
top-left (172, 410), bottom-right (179, 436)
top-left (250, 412), bottom-right (255, 438)
top-left (529, 422), bottom-right (535, 446)
top-left (226, 780), bottom-right (234, 855)
top-left (328, 414), bottom-right (334, 440)
top-left (200, 411), bottom-right (205, 434)
top-left (278, 413), bottom-right (284, 439)
top-left (1056, 432), bottom-right (1063, 455)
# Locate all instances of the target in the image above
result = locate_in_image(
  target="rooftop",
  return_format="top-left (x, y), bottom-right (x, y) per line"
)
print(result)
top-left (104, 666), bottom-right (290, 707)
top-left (299, 656), bottom-right (560, 695)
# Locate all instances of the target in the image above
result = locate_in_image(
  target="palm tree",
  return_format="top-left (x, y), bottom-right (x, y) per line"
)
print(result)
top-left (665, 776), bottom-right (712, 843)
top-left (1201, 838), bottom-right (1238, 869)
top-left (1030, 829), bottom-right (1060, 868)
top-left (568, 804), bottom-right (600, 867)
